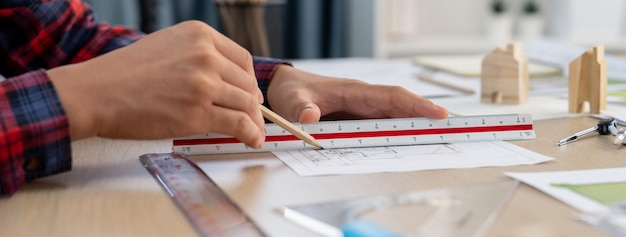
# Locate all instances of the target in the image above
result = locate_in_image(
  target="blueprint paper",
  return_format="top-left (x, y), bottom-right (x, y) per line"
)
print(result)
top-left (273, 141), bottom-right (553, 176)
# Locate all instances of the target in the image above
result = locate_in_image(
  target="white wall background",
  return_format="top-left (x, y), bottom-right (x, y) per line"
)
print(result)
top-left (348, 0), bottom-right (626, 58)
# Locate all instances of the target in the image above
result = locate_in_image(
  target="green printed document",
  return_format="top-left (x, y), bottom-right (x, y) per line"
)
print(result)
top-left (552, 182), bottom-right (626, 206)
top-left (506, 168), bottom-right (626, 214)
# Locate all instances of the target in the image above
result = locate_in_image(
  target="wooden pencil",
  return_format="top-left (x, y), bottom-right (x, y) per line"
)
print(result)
top-left (260, 105), bottom-right (323, 149)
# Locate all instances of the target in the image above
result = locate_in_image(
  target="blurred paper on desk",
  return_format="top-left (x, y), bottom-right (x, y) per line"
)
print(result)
top-left (603, 111), bottom-right (626, 125)
top-left (506, 168), bottom-right (626, 214)
top-left (430, 95), bottom-right (576, 120)
top-left (290, 58), bottom-right (468, 98)
top-left (413, 54), bottom-right (562, 78)
top-left (428, 80), bottom-right (626, 120)
top-left (506, 168), bottom-right (626, 236)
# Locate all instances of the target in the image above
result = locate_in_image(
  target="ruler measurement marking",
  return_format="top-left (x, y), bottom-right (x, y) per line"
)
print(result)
top-left (173, 124), bottom-right (532, 146)
top-left (175, 132), bottom-right (534, 155)
top-left (173, 114), bottom-right (536, 154)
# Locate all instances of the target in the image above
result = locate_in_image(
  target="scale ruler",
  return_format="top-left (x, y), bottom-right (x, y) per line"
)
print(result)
top-left (173, 113), bottom-right (536, 155)
top-left (139, 153), bottom-right (266, 237)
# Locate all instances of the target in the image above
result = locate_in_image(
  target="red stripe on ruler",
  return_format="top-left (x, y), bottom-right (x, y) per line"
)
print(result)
top-left (173, 124), bottom-right (533, 146)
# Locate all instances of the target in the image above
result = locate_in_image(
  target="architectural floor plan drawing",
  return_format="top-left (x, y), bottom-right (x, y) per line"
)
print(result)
top-left (301, 145), bottom-right (461, 167)
top-left (273, 141), bottom-right (553, 176)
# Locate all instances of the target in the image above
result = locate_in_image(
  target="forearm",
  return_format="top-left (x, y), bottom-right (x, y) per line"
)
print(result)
top-left (0, 70), bottom-right (71, 196)
top-left (0, 0), bottom-right (143, 196)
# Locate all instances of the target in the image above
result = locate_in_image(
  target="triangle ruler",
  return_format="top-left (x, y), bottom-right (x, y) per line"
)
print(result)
top-left (281, 180), bottom-right (519, 237)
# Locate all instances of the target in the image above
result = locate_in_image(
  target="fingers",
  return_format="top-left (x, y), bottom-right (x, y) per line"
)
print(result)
top-left (312, 81), bottom-right (448, 120)
top-left (204, 24), bottom-right (254, 72)
top-left (207, 26), bottom-right (256, 78)
top-left (267, 71), bottom-right (448, 122)
top-left (363, 85), bottom-right (448, 119)
top-left (184, 21), bottom-right (261, 102)
top-left (393, 88), bottom-right (448, 119)
top-left (296, 102), bottom-right (322, 123)
top-left (190, 22), bottom-right (266, 144)
top-left (207, 105), bottom-right (265, 148)
top-left (207, 50), bottom-right (265, 133)
top-left (211, 79), bottom-right (265, 136)
top-left (268, 84), bottom-right (322, 123)
top-left (212, 52), bottom-right (262, 103)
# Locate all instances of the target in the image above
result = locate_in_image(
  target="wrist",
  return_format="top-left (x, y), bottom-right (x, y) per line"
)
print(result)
top-left (267, 64), bottom-right (297, 104)
top-left (48, 64), bottom-right (99, 140)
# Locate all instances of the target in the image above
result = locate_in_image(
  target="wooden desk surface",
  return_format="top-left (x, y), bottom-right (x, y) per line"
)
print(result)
top-left (1, 116), bottom-right (624, 237)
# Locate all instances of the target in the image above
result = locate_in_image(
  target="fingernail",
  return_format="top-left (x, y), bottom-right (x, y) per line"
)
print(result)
top-left (298, 103), bottom-right (315, 118)
top-left (253, 136), bottom-right (264, 149)
top-left (257, 88), bottom-right (264, 104)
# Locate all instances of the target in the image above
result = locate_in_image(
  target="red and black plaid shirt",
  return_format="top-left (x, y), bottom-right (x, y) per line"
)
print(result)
top-left (0, 0), bottom-right (283, 195)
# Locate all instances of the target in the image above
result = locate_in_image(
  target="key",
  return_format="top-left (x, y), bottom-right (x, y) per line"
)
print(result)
top-left (557, 118), bottom-right (618, 146)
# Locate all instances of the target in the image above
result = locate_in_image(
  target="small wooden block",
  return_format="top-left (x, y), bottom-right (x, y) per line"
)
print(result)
top-left (568, 46), bottom-right (607, 114)
top-left (481, 42), bottom-right (529, 104)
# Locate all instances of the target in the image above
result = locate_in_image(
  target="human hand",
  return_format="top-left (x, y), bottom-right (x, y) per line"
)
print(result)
top-left (48, 21), bottom-right (266, 148)
top-left (267, 65), bottom-right (448, 123)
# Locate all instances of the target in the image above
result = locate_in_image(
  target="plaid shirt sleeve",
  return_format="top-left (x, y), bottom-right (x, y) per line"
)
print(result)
top-left (0, 0), bottom-right (142, 195)
top-left (253, 56), bottom-right (291, 110)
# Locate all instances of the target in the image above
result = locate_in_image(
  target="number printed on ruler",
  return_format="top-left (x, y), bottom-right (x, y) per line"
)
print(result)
top-left (173, 113), bottom-right (536, 155)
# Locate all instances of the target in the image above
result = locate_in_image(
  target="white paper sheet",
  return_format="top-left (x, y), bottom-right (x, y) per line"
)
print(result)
top-left (272, 141), bottom-right (553, 176)
top-left (413, 54), bottom-right (562, 77)
top-left (603, 111), bottom-right (626, 125)
top-left (506, 168), bottom-right (626, 214)
top-left (291, 58), bottom-right (467, 98)
top-left (430, 94), bottom-right (579, 120)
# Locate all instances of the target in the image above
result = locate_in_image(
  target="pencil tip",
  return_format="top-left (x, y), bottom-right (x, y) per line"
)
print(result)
top-left (311, 141), bottom-right (323, 149)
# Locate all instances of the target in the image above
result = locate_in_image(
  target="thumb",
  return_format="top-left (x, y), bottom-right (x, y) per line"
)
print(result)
top-left (295, 102), bottom-right (321, 123)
